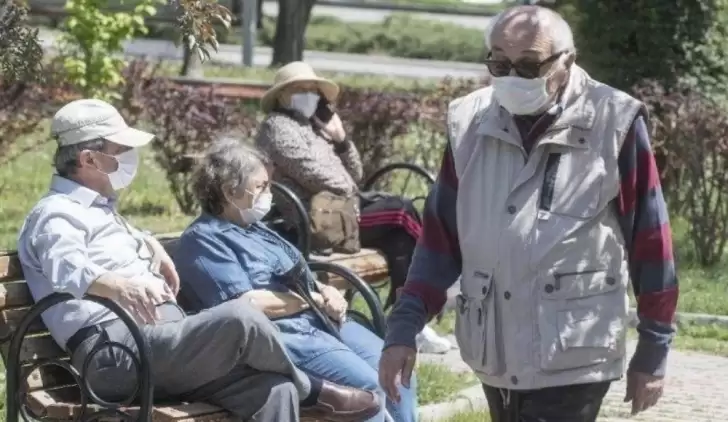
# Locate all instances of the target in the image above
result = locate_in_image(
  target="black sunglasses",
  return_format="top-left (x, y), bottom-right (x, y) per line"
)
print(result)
top-left (485, 51), bottom-right (566, 79)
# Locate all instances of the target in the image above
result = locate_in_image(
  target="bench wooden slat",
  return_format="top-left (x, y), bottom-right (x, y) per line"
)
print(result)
top-left (22, 360), bottom-right (77, 391)
top-left (5, 333), bottom-right (66, 363)
top-left (313, 248), bottom-right (389, 288)
top-left (27, 388), bottom-right (234, 422)
top-left (0, 237), bottom-right (178, 284)
top-left (0, 251), bottom-right (23, 283)
top-left (0, 281), bottom-right (34, 308)
top-left (0, 306), bottom-right (47, 339)
top-left (1, 245), bottom-right (388, 288)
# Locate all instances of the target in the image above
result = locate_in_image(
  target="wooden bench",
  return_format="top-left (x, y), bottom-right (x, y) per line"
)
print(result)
top-left (0, 235), bottom-right (385, 422)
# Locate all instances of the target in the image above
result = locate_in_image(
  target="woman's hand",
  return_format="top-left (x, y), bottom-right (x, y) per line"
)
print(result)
top-left (312, 113), bottom-right (346, 143)
top-left (319, 284), bottom-right (348, 322)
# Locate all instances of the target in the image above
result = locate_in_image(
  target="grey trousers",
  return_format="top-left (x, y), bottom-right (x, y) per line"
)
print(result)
top-left (70, 300), bottom-right (312, 422)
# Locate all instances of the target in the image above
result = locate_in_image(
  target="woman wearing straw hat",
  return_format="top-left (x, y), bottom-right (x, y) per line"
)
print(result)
top-left (254, 61), bottom-right (439, 422)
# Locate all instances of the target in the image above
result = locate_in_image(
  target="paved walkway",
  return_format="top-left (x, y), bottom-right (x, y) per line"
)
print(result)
top-left (420, 337), bottom-right (728, 421)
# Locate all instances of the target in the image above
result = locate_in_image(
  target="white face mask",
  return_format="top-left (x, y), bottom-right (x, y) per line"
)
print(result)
top-left (100, 149), bottom-right (139, 190)
top-left (237, 191), bottom-right (273, 224)
top-left (491, 68), bottom-right (559, 115)
top-left (289, 92), bottom-right (320, 118)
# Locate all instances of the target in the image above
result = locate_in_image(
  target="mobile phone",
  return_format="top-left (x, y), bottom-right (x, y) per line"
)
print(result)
top-left (315, 95), bottom-right (334, 123)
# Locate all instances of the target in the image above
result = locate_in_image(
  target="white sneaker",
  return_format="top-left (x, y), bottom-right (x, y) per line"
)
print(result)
top-left (415, 325), bottom-right (452, 354)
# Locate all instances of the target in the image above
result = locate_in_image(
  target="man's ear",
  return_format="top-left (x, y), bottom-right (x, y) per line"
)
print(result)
top-left (79, 149), bottom-right (96, 169)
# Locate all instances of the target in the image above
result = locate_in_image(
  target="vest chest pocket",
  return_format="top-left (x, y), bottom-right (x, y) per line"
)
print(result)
top-left (537, 270), bottom-right (628, 372)
top-left (539, 152), bottom-right (606, 220)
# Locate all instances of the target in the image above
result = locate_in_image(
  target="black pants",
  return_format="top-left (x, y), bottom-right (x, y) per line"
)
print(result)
top-left (483, 381), bottom-right (612, 422)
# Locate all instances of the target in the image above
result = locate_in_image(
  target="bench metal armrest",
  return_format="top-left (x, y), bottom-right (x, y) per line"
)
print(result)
top-left (308, 261), bottom-right (386, 339)
top-left (6, 292), bottom-right (154, 422)
top-left (270, 181), bottom-right (312, 260)
top-left (362, 162), bottom-right (436, 192)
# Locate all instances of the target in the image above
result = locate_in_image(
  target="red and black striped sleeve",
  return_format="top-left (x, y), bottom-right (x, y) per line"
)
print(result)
top-left (617, 115), bottom-right (679, 376)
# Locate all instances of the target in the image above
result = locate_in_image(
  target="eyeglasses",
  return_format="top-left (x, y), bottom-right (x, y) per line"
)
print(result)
top-left (485, 51), bottom-right (566, 79)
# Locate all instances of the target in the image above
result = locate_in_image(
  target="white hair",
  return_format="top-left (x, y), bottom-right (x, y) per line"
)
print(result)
top-left (484, 7), bottom-right (575, 54)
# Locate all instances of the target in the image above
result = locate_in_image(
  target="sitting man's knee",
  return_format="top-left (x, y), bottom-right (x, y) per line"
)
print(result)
top-left (214, 298), bottom-right (277, 336)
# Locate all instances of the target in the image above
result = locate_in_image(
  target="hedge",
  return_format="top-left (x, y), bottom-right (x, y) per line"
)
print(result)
top-left (147, 14), bottom-right (486, 63)
top-left (260, 14), bottom-right (486, 63)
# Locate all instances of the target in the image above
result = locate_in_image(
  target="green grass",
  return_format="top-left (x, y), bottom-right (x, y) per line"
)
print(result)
top-left (417, 362), bottom-right (478, 405)
top-left (438, 409), bottom-right (491, 422)
top-left (671, 218), bottom-right (728, 315)
top-left (673, 322), bottom-right (728, 357)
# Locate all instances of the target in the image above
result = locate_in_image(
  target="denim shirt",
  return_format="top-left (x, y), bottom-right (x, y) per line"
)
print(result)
top-left (174, 214), bottom-right (349, 363)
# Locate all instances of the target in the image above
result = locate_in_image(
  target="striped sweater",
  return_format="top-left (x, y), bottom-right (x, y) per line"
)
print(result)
top-left (385, 115), bottom-right (679, 377)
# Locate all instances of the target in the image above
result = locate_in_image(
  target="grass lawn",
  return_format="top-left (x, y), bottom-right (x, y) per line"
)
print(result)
top-left (438, 409), bottom-right (491, 422)
top-left (417, 362), bottom-right (478, 405)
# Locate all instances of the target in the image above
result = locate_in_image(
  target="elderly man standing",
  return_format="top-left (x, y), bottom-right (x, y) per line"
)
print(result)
top-left (17, 99), bottom-right (380, 422)
top-left (379, 6), bottom-right (678, 422)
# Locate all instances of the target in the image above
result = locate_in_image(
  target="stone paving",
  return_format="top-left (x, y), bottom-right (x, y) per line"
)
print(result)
top-left (419, 336), bottom-right (728, 421)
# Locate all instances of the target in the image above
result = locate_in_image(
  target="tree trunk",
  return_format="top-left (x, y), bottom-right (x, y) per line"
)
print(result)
top-left (180, 43), bottom-right (204, 78)
top-left (257, 0), bottom-right (264, 29)
top-left (270, 0), bottom-right (316, 67)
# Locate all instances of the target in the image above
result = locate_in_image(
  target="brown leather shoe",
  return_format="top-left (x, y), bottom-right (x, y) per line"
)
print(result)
top-left (300, 380), bottom-right (381, 422)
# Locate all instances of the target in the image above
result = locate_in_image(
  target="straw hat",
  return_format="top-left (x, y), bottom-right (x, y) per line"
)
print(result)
top-left (261, 61), bottom-right (339, 112)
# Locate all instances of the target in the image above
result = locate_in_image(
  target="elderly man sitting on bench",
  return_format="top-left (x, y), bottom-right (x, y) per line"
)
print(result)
top-left (16, 98), bottom-right (380, 422)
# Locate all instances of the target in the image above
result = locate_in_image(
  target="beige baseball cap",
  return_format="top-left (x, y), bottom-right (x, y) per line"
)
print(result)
top-left (51, 99), bottom-right (154, 147)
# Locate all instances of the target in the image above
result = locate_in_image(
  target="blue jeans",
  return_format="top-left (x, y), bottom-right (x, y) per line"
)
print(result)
top-left (280, 318), bottom-right (418, 422)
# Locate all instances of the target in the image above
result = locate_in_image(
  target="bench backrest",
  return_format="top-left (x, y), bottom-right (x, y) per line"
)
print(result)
top-left (0, 236), bottom-right (180, 394)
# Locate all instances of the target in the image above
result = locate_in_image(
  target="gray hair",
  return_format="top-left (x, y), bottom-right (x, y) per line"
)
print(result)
top-left (484, 7), bottom-right (575, 54)
top-left (191, 137), bottom-right (270, 216)
top-left (53, 139), bottom-right (107, 177)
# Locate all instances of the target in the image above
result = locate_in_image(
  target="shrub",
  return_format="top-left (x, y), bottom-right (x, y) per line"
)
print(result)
top-left (259, 14), bottom-right (485, 63)
top-left (58, 0), bottom-right (162, 100)
top-left (0, 59), bottom-right (77, 164)
top-left (121, 62), bottom-right (258, 214)
top-left (337, 87), bottom-right (425, 178)
top-left (635, 79), bottom-right (728, 266)
top-left (116, 60), bottom-right (481, 214)
top-left (1, 1), bottom-right (43, 84)
top-left (559, 0), bottom-right (728, 102)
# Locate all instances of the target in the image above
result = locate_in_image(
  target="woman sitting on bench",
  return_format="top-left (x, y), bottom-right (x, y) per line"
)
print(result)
top-left (254, 61), bottom-right (452, 354)
top-left (173, 139), bottom-right (418, 422)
